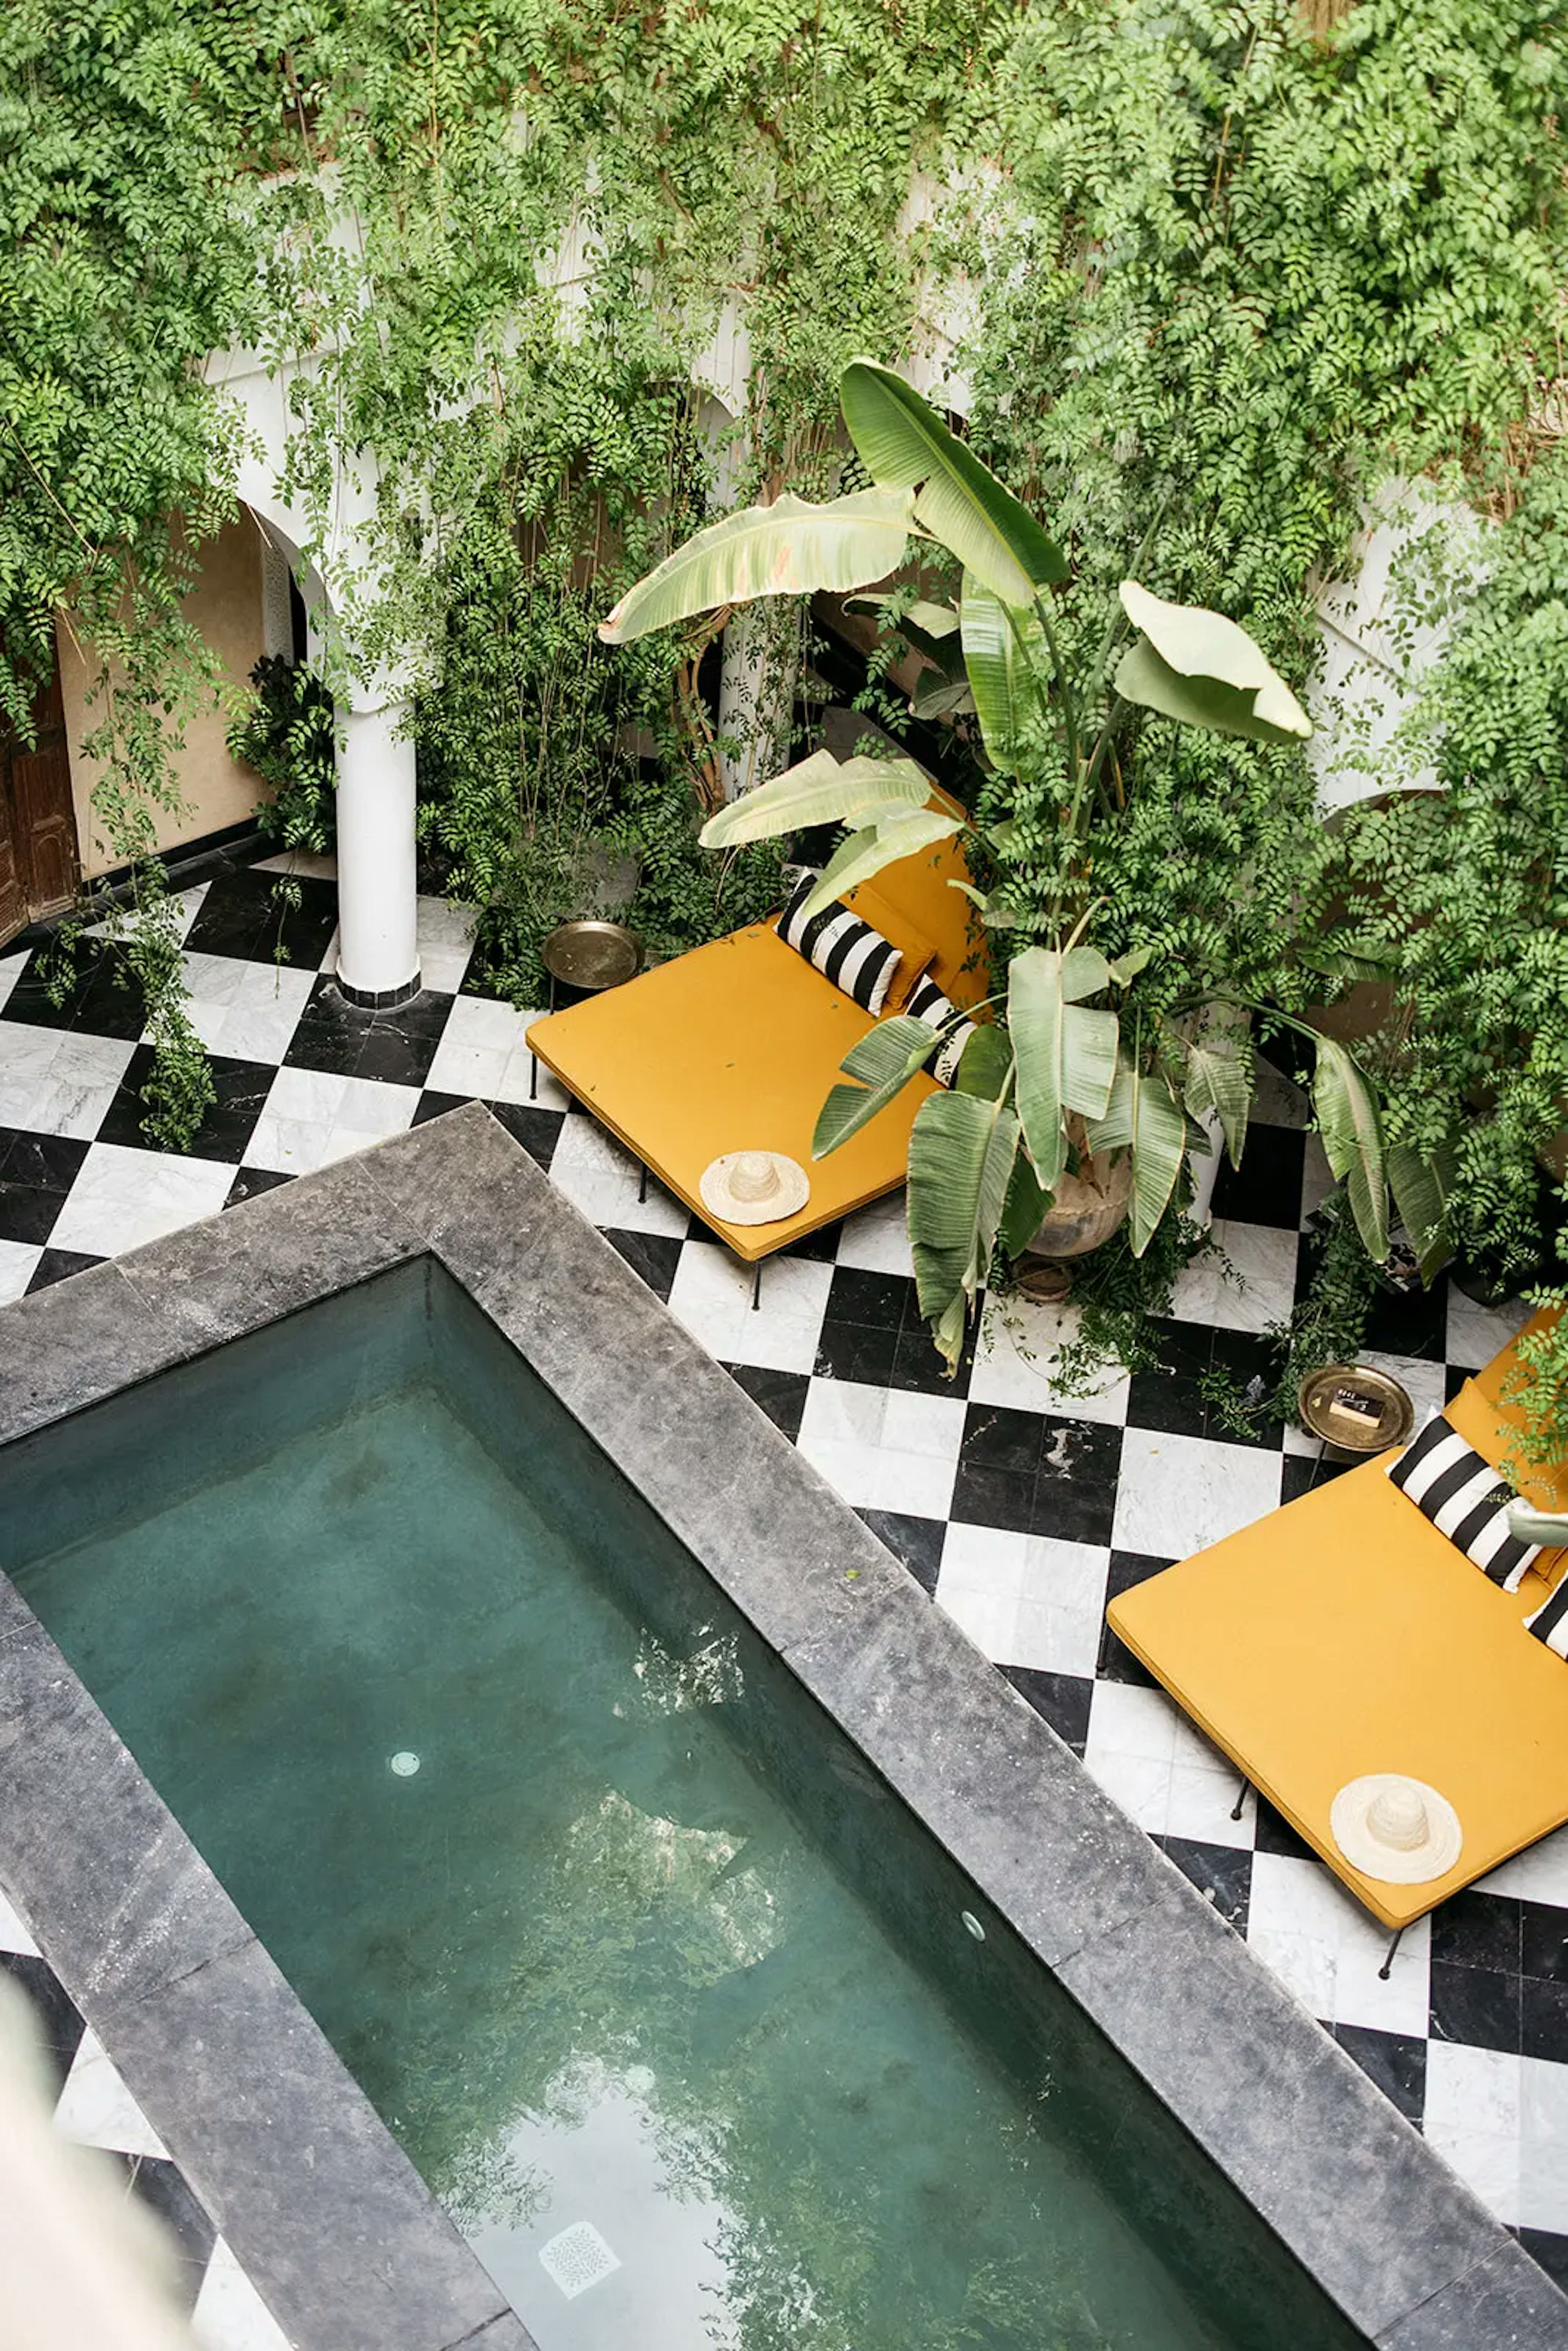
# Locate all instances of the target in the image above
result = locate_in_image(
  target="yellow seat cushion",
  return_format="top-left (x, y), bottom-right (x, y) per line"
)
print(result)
top-left (527, 924), bottom-right (941, 1262)
top-left (1108, 1327), bottom-right (1568, 1930)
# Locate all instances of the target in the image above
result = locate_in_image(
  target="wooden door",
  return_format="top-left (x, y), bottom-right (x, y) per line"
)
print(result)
top-left (0, 646), bottom-right (79, 946)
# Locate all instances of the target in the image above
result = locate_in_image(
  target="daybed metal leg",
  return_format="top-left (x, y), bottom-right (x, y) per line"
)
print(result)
top-left (1230, 1776), bottom-right (1251, 1822)
top-left (1378, 1927), bottom-right (1405, 1982)
top-left (529, 1052), bottom-right (537, 1101)
top-left (752, 1262), bottom-right (763, 1312)
top-left (638, 1163), bottom-right (648, 1204)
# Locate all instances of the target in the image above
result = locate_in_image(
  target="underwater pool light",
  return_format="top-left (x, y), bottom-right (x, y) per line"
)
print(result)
top-left (389, 1750), bottom-right (421, 1777)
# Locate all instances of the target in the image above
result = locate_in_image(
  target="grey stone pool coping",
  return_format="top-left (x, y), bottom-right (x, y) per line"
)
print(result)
top-left (0, 1103), bottom-right (1564, 2351)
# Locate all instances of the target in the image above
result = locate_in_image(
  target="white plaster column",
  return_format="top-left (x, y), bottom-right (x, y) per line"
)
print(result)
top-left (334, 685), bottom-right (420, 1002)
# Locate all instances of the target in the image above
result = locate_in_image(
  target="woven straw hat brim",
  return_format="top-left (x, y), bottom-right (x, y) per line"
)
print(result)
top-left (699, 1153), bottom-right (811, 1227)
top-left (1330, 1774), bottom-right (1463, 1885)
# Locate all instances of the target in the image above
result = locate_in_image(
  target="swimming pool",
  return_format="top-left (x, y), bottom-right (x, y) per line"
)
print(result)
top-left (0, 1250), bottom-right (1370, 2351)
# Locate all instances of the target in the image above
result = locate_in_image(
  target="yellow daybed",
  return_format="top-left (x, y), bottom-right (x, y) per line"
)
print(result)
top-left (1107, 1311), bottom-right (1568, 1932)
top-left (525, 802), bottom-right (983, 1264)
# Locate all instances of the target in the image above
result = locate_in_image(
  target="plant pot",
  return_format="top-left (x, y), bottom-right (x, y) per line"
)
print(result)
top-left (1025, 1149), bottom-right (1132, 1262)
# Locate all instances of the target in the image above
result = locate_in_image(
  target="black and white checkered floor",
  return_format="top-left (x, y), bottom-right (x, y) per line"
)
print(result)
top-left (3, 849), bottom-right (1568, 2304)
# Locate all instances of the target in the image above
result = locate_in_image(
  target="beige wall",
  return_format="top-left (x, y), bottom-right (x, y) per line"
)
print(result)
top-left (60, 512), bottom-right (273, 880)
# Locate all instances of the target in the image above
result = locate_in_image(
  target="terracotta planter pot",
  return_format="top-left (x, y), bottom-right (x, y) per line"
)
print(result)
top-left (1025, 1149), bottom-right (1132, 1261)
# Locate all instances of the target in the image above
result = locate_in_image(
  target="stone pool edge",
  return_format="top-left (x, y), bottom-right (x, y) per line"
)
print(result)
top-left (0, 1102), bottom-right (1559, 2351)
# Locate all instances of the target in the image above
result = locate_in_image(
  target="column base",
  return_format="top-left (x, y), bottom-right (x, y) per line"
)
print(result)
top-left (337, 971), bottom-right (422, 1011)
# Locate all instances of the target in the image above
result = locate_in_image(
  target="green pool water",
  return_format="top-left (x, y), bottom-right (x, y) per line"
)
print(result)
top-left (0, 1261), bottom-right (1363, 2351)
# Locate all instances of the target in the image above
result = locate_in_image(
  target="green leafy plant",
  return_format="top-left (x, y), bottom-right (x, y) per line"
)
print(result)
top-left (228, 656), bottom-right (336, 854)
top-left (607, 360), bottom-right (1411, 1367)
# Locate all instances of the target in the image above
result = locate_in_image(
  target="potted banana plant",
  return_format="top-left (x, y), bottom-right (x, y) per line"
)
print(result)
top-left (602, 359), bottom-right (1439, 1369)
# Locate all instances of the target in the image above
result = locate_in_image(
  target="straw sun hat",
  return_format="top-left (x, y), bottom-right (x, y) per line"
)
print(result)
top-left (699, 1150), bottom-right (810, 1227)
top-left (1330, 1774), bottom-right (1463, 1885)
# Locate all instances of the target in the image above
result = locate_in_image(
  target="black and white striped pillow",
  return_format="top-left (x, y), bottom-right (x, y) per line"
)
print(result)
top-left (777, 875), bottom-right (902, 1015)
top-left (1386, 1411), bottom-right (1541, 1590)
top-left (906, 973), bottom-right (978, 1086)
top-left (1526, 1581), bottom-right (1568, 1658)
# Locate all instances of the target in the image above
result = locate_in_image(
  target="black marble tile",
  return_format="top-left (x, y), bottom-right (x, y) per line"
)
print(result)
top-left (949, 1460), bottom-right (1036, 1535)
top-left (128, 2156), bottom-right (217, 2305)
top-left (890, 1318), bottom-right (973, 1397)
top-left (1, 942), bottom-right (146, 1038)
top-left (1096, 1549), bottom-right (1174, 1685)
top-left (0, 1180), bottom-right (65, 1245)
top-left (285, 975), bottom-right (455, 1088)
top-left (1444, 1362), bottom-right (1471, 1405)
top-left (1003, 1665), bottom-right (1094, 1754)
top-left (1428, 1960), bottom-right (1521, 2054)
top-left (184, 866), bottom-right (338, 967)
top-left (225, 1167), bottom-right (293, 1209)
top-left (858, 1507), bottom-right (946, 1594)
top-left (1431, 1888), bottom-right (1522, 1976)
top-left (484, 1100), bottom-right (567, 1171)
top-left (282, 974), bottom-right (371, 1076)
top-left (777, 1218), bottom-right (842, 1263)
top-left (722, 1363), bottom-right (811, 1444)
top-left (1361, 1271), bottom-right (1450, 1363)
top-left (815, 1317), bottom-right (900, 1387)
top-left (1253, 1796), bottom-right (1317, 1863)
top-left (1279, 1450), bottom-right (1351, 1505)
top-left (1333, 2022), bottom-right (1428, 2126)
top-left (0, 1950), bottom-right (86, 2090)
top-left (96, 1047), bottom-right (274, 1162)
top-left (603, 1227), bottom-right (684, 1303)
top-left (1159, 1836), bottom-right (1252, 1934)
top-left (1522, 1901), bottom-right (1568, 1985)
top-left (0, 1128), bottom-right (89, 1190)
top-left (1212, 1123), bottom-right (1307, 1230)
top-left (824, 1265), bottom-right (909, 1329)
top-left (1522, 1974), bottom-right (1568, 2064)
top-left (958, 1403), bottom-right (1044, 1474)
top-left (1519, 2229), bottom-right (1568, 2296)
top-left (1030, 1414), bottom-right (1122, 1545)
top-left (25, 1247), bottom-right (105, 1292)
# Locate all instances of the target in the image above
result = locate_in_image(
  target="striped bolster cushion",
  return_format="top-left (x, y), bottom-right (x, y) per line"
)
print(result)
top-left (1527, 1581), bottom-right (1568, 1658)
top-left (777, 875), bottom-right (902, 1015)
top-left (1386, 1411), bottom-right (1541, 1591)
top-left (905, 972), bottom-right (977, 1086)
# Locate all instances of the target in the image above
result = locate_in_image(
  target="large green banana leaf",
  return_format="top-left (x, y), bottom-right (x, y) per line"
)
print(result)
top-left (1387, 1139), bottom-right (1455, 1282)
top-left (960, 574), bottom-right (1046, 771)
top-left (699, 751), bottom-right (929, 849)
top-left (598, 487), bottom-right (917, 642)
top-left (839, 360), bottom-right (1067, 610)
top-left (1180, 1024), bottom-right (1254, 1170)
top-left (798, 807), bottom-right (960, 921)
top-left (813, 1014), bottom-right (939, 1157)
top-left (1312, 1036), bottom-right (1390, 1261)
top-left (1008, 946), bottom-right (1119, 1191)
top-left (1114, 580), bottom-right (1313, 746)
top-left (1085, 1054), bottom-right (1188, 1254)
top-left (907, 1088), bottom-right (1022, 1370)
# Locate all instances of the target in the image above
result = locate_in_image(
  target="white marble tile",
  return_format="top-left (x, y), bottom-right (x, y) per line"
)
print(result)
top-left (336, 1075), bottom-right (421, 1137)
top-left (1519, 2058), bottom-right (1568, 2235)
top-left (834, 1193), bottom-right (913, 1278)
top-left (182, 960), bottom-right (315, 1064)
top-left (1244, 1852), bottom-right (1431, 2037)
top-left (246, 1070), bottom-right (418, 1175)
top-left (53, 2030), bottom-right (169, 2160)
top-left (86, 882), bottom-right (209, 944)
top-left (49, 1144), bottom-right (232, 1256)
top-left (0, 1887), bottom-right (39, 1955)
top-left (1361, 1350), bottom-right (1447, 1428)
top-left (0, 1025), bottom-right (135, 1140)
top-left (0, 949), bottom-right (31, 1011)
top-left (1446, 1286), bottom-right (1532, 1374)
top-left (550, 1117), bottom-right (688, 1238)
top-left (0, 1240), bottom-right (42, 1303)
top-left (666, 1239), bottom-right (833, 1375)
top-left (1423, 2043), bottom-right (1523, 2226)
top-left (935, 1525), bottom-right (1110, 1676)
top-left (414, 895), bottom-right (477, 993)
top-left (1170, 1220), bottom-right (1299, 1336)
top-left (796, 1378), bottom-right (965, 1518)
top-left (968, 1296), bottom-right (1130, 1425)
top-left (1111, 1428), bottom-right (1281, 1560)
top-left (193, 2238), bottom-right (296, 2351)
top-left (1477, 1824), bottom-right (1568, 1907)
top-left (318, 924), bottom-right (341, 975)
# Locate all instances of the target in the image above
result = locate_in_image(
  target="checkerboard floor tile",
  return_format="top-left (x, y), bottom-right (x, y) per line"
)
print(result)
top-left (0, 1888), bottom-right (291, 2347)
top-left (2, 852), bottom-right (1565, 2290)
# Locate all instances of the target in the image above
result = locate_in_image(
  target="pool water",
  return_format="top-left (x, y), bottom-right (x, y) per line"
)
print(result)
top-left (0, 1262), bottom-right (1363, 2351)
